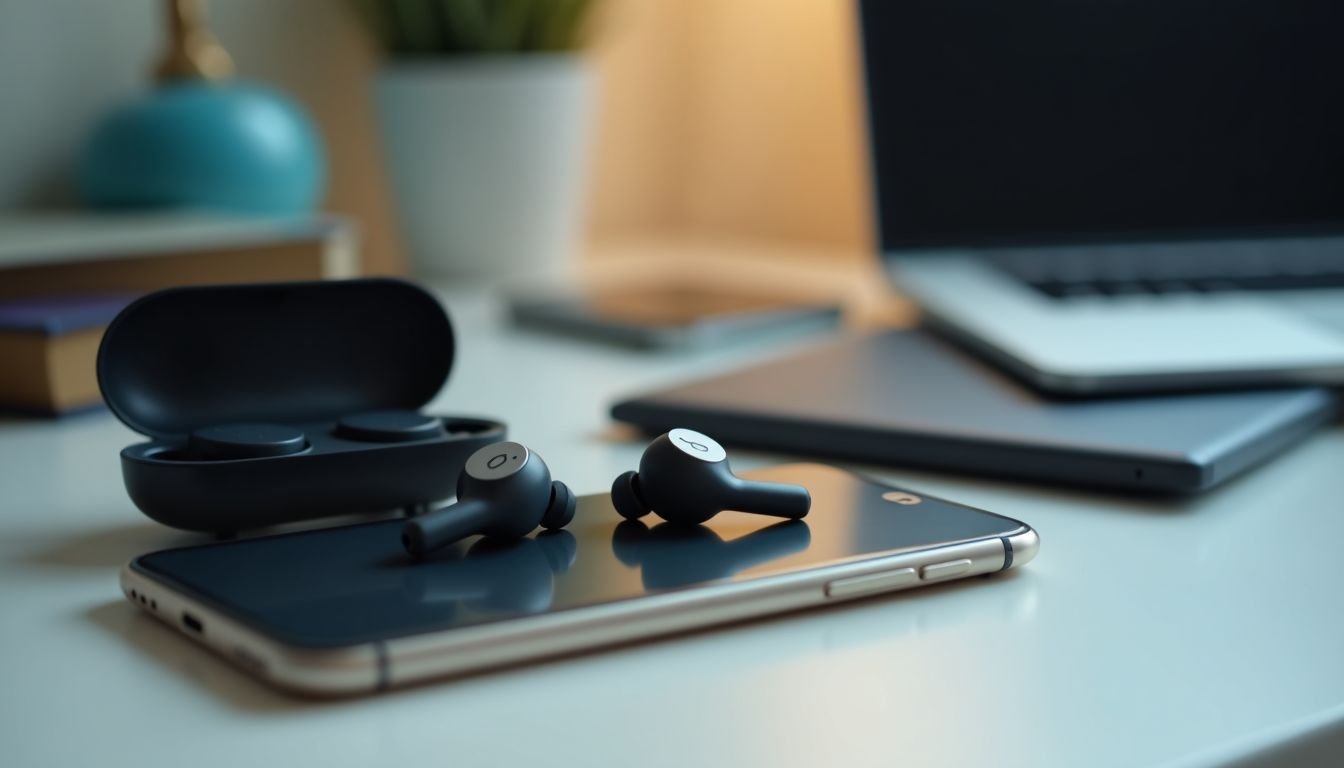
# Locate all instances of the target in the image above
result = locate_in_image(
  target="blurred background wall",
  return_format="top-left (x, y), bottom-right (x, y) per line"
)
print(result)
top-left (0, 0), bottom-right (872, 272)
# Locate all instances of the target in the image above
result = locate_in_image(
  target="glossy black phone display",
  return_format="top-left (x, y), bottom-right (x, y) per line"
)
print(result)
top-left (132, 464), bottom-right (1028, 649)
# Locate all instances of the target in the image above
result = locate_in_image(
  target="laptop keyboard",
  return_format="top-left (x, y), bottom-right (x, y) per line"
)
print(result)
top-left (992, 239), bottom-right (1344, 299)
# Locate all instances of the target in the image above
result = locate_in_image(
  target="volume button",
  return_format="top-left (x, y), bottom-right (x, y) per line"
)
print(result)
top-left (824, 568), bottom-right (919, 599)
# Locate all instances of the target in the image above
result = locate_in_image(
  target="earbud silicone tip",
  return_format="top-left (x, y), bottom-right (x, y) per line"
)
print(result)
top-left (542, 481), bottom-right (577, 529)
top-left (610, 470), bottom-right (650, 520)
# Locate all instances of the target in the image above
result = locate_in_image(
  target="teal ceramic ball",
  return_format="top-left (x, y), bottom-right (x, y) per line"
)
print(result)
top-left (80, 83), bottom-right (325, 214)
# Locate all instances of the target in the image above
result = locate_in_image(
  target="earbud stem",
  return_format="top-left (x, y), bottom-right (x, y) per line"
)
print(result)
top-left (404, 498), bottom-right (493, 558)
top-left (727, 479), bottom-right (811, 519)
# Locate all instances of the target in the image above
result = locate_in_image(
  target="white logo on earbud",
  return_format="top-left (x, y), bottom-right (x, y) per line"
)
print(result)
top-left (668, 428), bottom-right (727, 463)
top-left (678, 437), bottom-right (709, 453)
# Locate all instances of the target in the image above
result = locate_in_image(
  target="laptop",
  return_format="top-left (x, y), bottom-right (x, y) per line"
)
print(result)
top-left (860, 0), bottom-right (1344, 395)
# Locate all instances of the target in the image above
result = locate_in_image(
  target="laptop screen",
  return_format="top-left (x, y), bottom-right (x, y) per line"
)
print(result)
top-left (859, 0), bottom-right (1344, 251)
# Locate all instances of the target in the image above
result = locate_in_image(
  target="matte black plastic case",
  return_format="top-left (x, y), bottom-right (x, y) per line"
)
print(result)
top-left (97, 279), bottom-right (506, 534)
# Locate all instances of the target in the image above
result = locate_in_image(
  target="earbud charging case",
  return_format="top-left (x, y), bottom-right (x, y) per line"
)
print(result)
top-left (97, 279), bottom-right (506, 534)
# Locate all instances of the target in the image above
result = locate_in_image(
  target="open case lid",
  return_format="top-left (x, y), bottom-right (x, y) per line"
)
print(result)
top-left (97, 279), bottom-right (454, 439)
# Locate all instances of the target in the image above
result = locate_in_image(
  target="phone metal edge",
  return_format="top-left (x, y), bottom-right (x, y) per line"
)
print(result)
top-left (385, 534), bottom-right (1021, 686)
top-left (119, 565), bottom-right (380, 696)
top-left (121, 526), bottom-right (1036, 696)
top-left (1006, 527), bottom-right (1040, 568)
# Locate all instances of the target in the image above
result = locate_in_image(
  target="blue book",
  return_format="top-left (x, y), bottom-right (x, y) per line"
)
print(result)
top-left (0, 293), bottom-right (136, 335)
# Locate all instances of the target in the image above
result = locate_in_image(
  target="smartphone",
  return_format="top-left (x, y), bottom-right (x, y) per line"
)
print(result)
top-left (507, 282), bottom-right (841, 350)
top-left (120, 463), bottom-right (1038, 696)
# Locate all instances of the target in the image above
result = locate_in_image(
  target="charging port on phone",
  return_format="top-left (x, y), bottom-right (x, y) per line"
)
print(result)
top-left (181, 612), bottom-right (204, 634)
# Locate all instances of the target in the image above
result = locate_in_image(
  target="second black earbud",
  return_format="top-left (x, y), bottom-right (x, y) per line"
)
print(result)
top-left (402, 441), bottom-right (576, 560)
top-left (611, 428), bottom-right (811, 525)
top-left (187, 423), bottom-right (308, 460)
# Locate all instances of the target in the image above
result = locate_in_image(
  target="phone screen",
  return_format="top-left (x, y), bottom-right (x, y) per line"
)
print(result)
top-left (134, 465), bottom-right (1026, 649)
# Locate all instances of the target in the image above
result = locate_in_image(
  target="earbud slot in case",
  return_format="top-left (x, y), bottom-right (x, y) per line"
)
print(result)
top-left (97, 279), bottom-right (506, 534)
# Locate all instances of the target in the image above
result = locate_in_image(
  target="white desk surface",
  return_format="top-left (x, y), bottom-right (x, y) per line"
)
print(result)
top-left (3, 286), bottom-right (1343, 768)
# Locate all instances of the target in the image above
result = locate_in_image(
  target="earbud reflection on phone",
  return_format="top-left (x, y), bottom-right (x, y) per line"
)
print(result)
top-left (611, 518), bottom-right (811, 590)
top-left (403, 530), bottom-right (577, 614)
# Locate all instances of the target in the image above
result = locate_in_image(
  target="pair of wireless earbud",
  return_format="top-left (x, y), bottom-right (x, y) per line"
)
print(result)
top-left (401, 428), bottom-right (811, 560)
top-left (186, 410), bottom-right (449, 461)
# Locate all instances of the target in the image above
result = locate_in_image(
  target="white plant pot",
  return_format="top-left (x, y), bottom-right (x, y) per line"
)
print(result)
top-left (375, 56), bottom-right (594, 280)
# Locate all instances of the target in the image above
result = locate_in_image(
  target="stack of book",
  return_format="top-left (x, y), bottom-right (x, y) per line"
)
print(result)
top-left (0, 212), bottom-right (358, 415)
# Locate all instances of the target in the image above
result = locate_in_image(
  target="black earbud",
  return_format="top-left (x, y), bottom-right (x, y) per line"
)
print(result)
top-left (402, 441), bottom-right (576, 560)
top-left (187, 423), bottom-right (308, 460)
top-left (610, 428), bottom-right (811, 525)
top-left (335, 410), bottom-right (447, 443)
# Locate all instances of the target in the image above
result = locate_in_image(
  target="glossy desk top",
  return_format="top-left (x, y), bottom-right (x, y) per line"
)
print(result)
top-left (2, 287), bottom-right (1342, 767)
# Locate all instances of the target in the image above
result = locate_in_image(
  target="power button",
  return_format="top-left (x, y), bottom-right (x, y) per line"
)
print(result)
top-left (920, 559), bottom-right (973, 581)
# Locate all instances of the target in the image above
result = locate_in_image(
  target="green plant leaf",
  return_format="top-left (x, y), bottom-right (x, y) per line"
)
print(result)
top-left (350, 0), bottom-right (597, 56)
